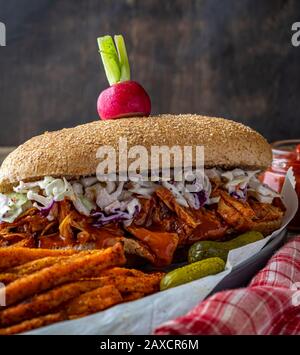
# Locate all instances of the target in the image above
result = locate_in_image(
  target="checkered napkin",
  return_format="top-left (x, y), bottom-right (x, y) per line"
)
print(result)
top-left (154, 237), bottom-right (300, 335)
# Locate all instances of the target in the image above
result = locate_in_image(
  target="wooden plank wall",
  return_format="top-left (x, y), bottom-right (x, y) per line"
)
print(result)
top-left (0, 147), bottom-right (15, 164)
top-left (0, 0), bottom-right (300, 146)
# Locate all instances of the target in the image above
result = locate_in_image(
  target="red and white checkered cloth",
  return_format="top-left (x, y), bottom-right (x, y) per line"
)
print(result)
top-left (154, 237), bottom-right (300, 335)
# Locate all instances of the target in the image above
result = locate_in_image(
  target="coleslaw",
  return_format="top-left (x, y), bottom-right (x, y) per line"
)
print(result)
top-left (0, 168), bottom-right (279, 224)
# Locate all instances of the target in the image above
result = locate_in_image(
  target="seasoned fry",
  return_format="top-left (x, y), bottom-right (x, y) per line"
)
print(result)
top-left (65, 285), bottom-right (123, 316)
top-left (122, 292), bottom-right (145, 302)
top-left (65, 275), bottom-right (161, 318)
top-left (6, 236), bottom-right (36, 248)
top-left (7, 256), bottom-right (70, 275)
top-left (0, 256), bottom-right (82, 285)
top-left (85, 267), bottom-right (164, 293)
top-left (100, 267), bottom-right (147, 278)
top-left (0, 267), bottom-right (160, 287)
top-left (0, 242), bottom-right (162, 334)
top-left (0, 247), bottom-right (80, 271)
top-left (0, 313), bottom-right (65, 335)
top-left (86, 268), bottom-right (164, 294)
top-left (67, 313), bottom-right (90, 320)
top-left (8, 251), bottom-right (98, 275)
top-left (4, 243), bottom-right (126, 306)
top-left (0, 273), bottom-right (18, 284)
top-left (0, 270), bottom-right (163, 327)
top-left (0, 279), bottom-right (106, 327)
top-left (114, 274), bottom-right (163, 294)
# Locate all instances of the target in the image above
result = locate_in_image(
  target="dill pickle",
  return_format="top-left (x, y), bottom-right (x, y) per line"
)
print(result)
top-left (160, 257), bottom-right (225, 290)
top-left (188, 231), bottom-right (264, 264)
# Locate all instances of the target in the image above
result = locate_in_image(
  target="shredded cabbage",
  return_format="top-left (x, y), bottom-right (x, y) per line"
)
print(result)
top-left (80, 176), bottom-right (98, 187)
top-left (95, 182), bottom-right (124, 210)
top-left (0, 168), bottom-right (280, 224)
top-left (218, 168), bottom-right (279, 202)
top-left (0, 192), bottom-right (29, 223)
top-left (73, 195), bottom-right (96, 216)
top-left (0, 194), bottom-right (10, 218)
top-left (248, 177), bottom-right (279, 203)
top-left (128, 181), bottom-right (158, 198)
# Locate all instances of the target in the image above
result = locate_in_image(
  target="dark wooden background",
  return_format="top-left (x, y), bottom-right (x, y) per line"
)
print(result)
top-left (0, 0), bottom-right (300, 146)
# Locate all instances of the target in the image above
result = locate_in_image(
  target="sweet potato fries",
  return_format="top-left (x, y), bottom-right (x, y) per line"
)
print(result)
top-left (0, 243), bottom-right (164, 335)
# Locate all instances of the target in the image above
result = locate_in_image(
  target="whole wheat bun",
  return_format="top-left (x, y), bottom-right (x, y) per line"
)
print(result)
top-left (0, 114), bottom-right (272, 193)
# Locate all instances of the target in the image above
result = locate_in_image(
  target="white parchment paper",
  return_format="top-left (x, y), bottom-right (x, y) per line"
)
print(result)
top-left (27, 172), bottom-right (298, 335)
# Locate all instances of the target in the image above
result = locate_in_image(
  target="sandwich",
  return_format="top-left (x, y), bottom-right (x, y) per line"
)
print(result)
top-left (0, 114), bottom-right (285, 267)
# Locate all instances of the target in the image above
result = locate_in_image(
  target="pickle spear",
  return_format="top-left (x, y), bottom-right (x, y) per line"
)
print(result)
top-left (160, 257), bottom-right (225, 291)
top-left (188, 231), bottom-right (264, 264)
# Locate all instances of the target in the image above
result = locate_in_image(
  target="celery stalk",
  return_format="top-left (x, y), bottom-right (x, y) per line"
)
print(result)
top-left (97, 35), bottom-right (131, 86)
top-left (97, 36), bottom-right (121, 85)
top-left (114, 35), bottom-right (131, 82)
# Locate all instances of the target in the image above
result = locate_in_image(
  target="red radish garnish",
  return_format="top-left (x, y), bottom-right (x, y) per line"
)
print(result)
top-left (97, 35), bottom-right (151, 120)
top-left (97, 81), bottom-right (151, 120)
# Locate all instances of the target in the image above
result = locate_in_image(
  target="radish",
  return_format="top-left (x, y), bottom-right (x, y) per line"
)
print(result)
top-left (97, 35), bottom-right (151, 120)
